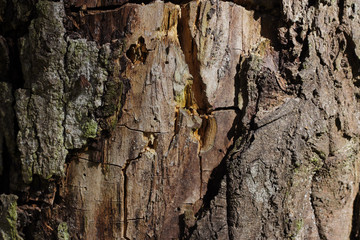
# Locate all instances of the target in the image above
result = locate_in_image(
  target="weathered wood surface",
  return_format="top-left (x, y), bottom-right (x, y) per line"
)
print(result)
top-left (0, 0), bottom-right (360, 239)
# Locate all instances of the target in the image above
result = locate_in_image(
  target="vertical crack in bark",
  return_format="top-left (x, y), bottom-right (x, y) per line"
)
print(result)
top-left (121, 153), bottom-right (142, 240)
top-left (344, 32), bottom-right (360, 80)
top-left (121, 132), bottom-right (156, 239)
top-left (0, 2), bottom-right (34, 192)
top-left (185, 46), bottom-right (258, 238)
top-left (68, 151), bottom-right (143, 239)
top-left (338, 0), bottom-right (345, 23)
top-left (199, 154), bottom-right (203, 197)
top-left (178, 2), bottom-right (211, 114)
top-left (310, 175), bottom-right (322, 239)
top-left (350, 186), bottom-right (360, 239)
top-left (0, 141), bottom-right (11, 194)
top-left (122, 164), bottom-right (130, 240)
top-left (177, 2), bottom-right (216, 205)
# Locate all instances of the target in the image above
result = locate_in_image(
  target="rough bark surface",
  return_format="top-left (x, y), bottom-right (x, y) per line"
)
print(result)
top-left (0, 0), bottom-right (360, 239)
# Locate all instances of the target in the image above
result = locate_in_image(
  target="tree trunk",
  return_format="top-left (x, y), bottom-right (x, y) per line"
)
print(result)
top-left (0, 0), bottom-right (360, 239)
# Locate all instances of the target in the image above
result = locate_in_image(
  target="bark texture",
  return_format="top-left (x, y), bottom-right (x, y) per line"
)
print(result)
top-left (0, 0), bottom-right (360, 239)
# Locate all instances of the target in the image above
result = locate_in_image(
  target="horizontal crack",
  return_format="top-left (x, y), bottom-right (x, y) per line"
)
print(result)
top-left (76, 155), bottom-right (142, 169)
top-left (254, 112), bottom-right (291, 129)
top-left (210, 106), bottom-right (239, 112)
top-left (118, 124), bottom-right (168, 134)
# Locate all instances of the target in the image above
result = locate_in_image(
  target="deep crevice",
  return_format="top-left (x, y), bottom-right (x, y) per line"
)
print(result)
top-left (298, 32), bottom-right (310, 71)
top-left (1, 38), bottom-right (26, 88)
top-left (185, 51), bottom-right (255, 238)
top-left (0, 1), bottom-right (35, 197)
top-left (227, 58), bottom-right (248, 141)
top-left (0, 1), bottom-right (38, 39)
top-left (0, 141), bottom-right (11, 194)
top-left (350, 186), bottom-right (360, 239)
top-left (197, 159), bottom-right (226, 216)
top-left (177, 3), bottom-right (211, 114)
top-left (308, 0), bottom-right (317, 7)
top-left (184, 156), bottom-right (227, 239)
top-left (338, 0), bottom-right (345, 23)
top-left (344, 32), bottom-right (360, 80)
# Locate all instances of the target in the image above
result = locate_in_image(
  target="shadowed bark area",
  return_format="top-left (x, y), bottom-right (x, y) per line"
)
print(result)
top-left (0, 0), bottom-right (360, 239)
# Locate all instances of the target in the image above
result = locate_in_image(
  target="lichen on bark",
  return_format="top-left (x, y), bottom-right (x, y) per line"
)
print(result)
top-left (14, 0), bottom-right (121, 183)
top-left (0, 194), bottom-right (22, 240)
top-left (0, 0), bottom-right (360, 239)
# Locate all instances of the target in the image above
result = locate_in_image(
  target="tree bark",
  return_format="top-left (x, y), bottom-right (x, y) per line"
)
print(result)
top-left (0, 0), bottom-right (360, 239)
